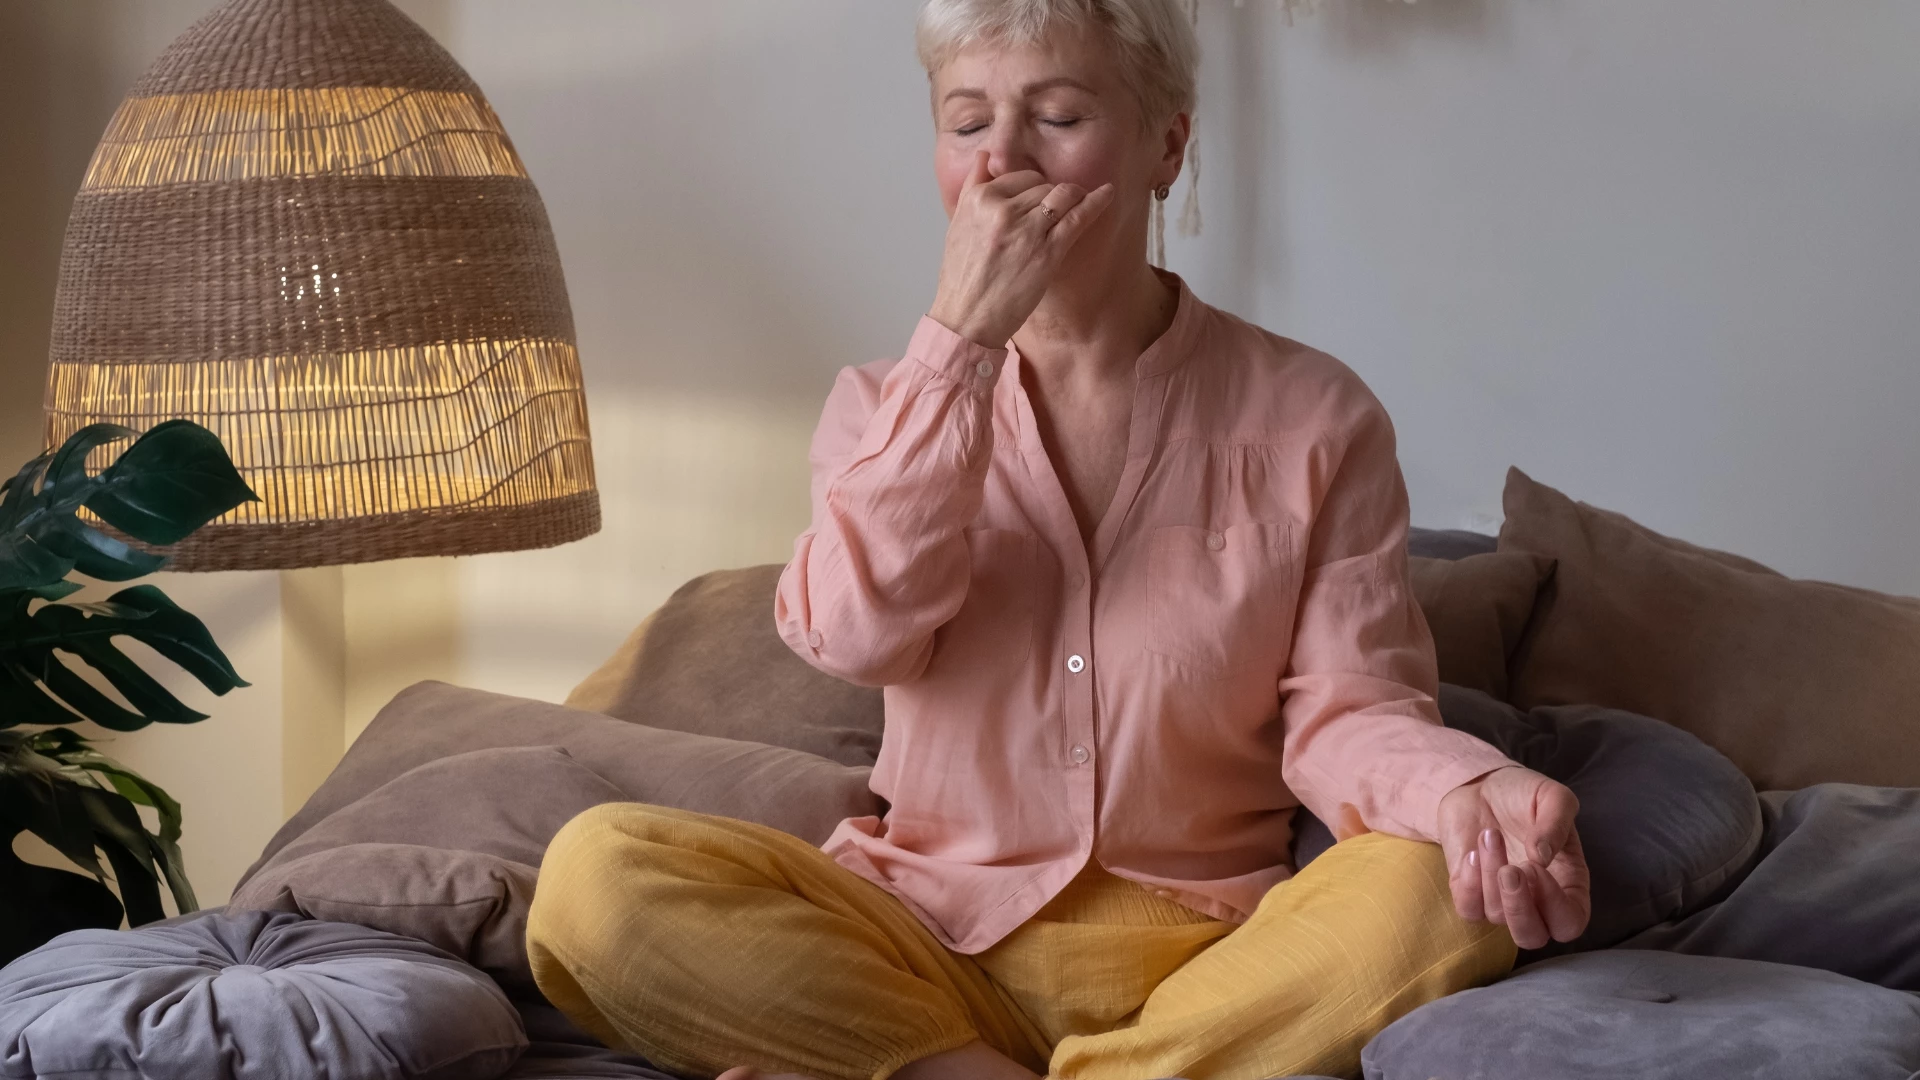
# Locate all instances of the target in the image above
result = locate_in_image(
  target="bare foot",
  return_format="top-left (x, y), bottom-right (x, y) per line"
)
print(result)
top-left (715, 1068), bottom-right (816, 1080)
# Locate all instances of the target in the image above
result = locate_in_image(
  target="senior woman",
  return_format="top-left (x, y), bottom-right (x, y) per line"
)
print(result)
top-left (527, 1), bottom-right (1592, 1078)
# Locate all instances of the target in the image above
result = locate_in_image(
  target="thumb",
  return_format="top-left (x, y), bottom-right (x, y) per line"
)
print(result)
top-left (1494, 772), bottom-right (1577, 866)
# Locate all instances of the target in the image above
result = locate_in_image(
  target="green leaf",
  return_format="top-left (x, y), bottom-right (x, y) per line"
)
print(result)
top-left (78, 585), bottom-right (249, 695)
top-left (0, 665), bottom-right (84, 731)
top-left (87, 798), bottom-right (166, 926)
top-left (2, 584), bottom-right (247, 732)
top-left (0, 451), bottom-right (52, 534)
top-left (0, 533), bottom-right (77, 593)
top-left (25, 513), bottom-right (167, 582)
top-left (37, 659), bottom-right (153, 732)
top-left (41, 424), bottom-right (136, 514)
top-left (0, 745), bottom-right (109, 880)
top-left (18, 731), bottom-right (198, 914)
top-left (87, 421), bottom-right (258, 546)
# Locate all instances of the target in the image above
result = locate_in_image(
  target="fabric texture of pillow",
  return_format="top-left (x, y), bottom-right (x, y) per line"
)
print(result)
top-left (1362, 950), bottom-right (1920, 1080)
top-left (233, 746), bottom-right (620, 989)
top-left (233, 684), bottom-right (883, 987)
top-left (566, 565), bottom-right (885, 767)
top-left (250, 682), bottom-right (879, 875)
top-left (1292, 685), bottom-right (1762, 957)
top-left (1499, 466), bottom-right (1920, 790)
top-left (1408, 552), bottom-right (1554, 699)
top-left (1625, 783), bottom-right (1920, 991)
top-left (0, 909), bottom-right (525, 1080)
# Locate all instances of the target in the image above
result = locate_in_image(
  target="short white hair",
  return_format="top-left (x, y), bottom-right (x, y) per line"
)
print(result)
top-left (916, 0), bottom-right (1199, 124)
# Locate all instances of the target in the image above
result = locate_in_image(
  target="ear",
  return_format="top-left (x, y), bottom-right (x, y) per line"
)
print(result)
top-left (1154, 110), bottom-right (1194, 189)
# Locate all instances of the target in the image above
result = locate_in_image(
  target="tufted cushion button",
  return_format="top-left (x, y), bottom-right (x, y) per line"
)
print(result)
top-left (0, 910), bottom-right (526, 1080)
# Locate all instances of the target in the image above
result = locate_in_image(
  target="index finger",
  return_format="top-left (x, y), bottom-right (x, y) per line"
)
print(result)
top-left (981, 169), bottom-right (1047, 198)
top-left (961, 150), bottom-right (992, 193)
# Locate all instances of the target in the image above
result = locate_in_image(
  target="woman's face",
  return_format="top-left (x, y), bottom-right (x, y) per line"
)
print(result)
top-left (929, 27), bottom-right (1185, 233)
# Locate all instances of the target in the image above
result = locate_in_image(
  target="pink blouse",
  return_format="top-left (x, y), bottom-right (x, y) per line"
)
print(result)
top-left (774, 275), bottom-right (1515, 954)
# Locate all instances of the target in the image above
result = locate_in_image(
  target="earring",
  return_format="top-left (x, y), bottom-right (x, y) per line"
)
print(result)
top-left (1151, 184), bottom-right (1172, 268)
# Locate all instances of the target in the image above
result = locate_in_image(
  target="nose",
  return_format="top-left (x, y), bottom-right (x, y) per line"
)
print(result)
top-left (984, 114), bottom-right (1039, 179)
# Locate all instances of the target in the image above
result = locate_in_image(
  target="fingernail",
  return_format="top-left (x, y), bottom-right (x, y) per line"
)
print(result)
top-left (1536, 841), bottom-right (1554, 864)
top-left (1499, 866), bottom-right (1522, 891)
top-left (1480, 828), bottom-right (1496, 849)
top-left (1467, 850), bottom-right (1479, 869)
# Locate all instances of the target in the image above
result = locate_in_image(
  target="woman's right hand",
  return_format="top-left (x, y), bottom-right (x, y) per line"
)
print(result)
top-left (927, 151), bottom-right (1116, 349)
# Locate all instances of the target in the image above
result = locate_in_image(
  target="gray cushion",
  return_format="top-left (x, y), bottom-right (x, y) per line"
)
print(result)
top-left (1407, 526), bottom-right (1498, 561)
top-left (1292, 686), bottom-right (1762, 958)
top-left (1362, 950), bottom-right (1920, 1080)
top-left (504, 997), bottom-right (675, 1079)
top-left (0, 909), bottom-right (525, 1080)
top-left (1626, 783), bottom-right (1920, 990)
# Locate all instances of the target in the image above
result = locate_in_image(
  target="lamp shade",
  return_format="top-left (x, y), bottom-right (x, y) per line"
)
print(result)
top-left (43, 0), bottom-right (598, 571)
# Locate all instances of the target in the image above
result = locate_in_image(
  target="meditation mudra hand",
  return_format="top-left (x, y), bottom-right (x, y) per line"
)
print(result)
top-left (1440, 766), bottom-right (1592, 951)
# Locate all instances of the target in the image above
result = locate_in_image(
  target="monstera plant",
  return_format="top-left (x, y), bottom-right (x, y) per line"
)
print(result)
top-left (0, 420), bottom-right (257, 965)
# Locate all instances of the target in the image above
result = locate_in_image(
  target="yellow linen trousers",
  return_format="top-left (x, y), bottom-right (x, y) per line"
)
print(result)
top-left (526, 804), bottom-right (1514, 1080)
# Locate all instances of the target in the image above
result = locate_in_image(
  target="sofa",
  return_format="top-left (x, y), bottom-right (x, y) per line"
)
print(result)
top-left (4, 466), bottom-right (1919, 1080)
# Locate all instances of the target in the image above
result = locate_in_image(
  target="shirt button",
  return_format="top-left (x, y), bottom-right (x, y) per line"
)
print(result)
top-left (805, 630), bottom-right (823, 648)
top-left (975, 359), bottom-right (994, 378)
top-left (1070, 745), bottom-right (1090, 764)
top-left (1206, 532), bottom-right (1225, 551)
top-left (1066, 654), bottom-right (1085, 674)
top-left (1068, 573), bottom-right (1085, 591)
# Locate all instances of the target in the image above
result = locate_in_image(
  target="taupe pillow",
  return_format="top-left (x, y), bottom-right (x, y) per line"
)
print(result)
top-left (1409, 552), bottom-right (1555, 700)
top-left (1499, 466), bottom-right (1920, 790)
top-left (235, 843), bottom-right (538, 991)
top-left (566, 565), bottom-right (885, 767)
top-left (235, 685), bottom-right (884, 987)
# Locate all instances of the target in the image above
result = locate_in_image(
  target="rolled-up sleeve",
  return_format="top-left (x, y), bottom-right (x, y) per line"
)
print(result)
top-left (1277, 393), bottom-right (1516, 843)
top-left (774, 316), bottom-right (1008, 687)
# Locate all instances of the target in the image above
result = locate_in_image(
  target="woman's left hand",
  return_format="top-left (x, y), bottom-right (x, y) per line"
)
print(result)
top-left (1437, 766), bottom-right (1592, 950)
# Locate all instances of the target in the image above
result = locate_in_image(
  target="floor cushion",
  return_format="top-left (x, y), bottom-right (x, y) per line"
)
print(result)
top-left (1361, 950), bottom-right (1920, 1080)
top-left (0, 910), bottom-right (525, 1080)
top-left (1626, 783), bottom-right (1920, 991)
top-left (1293, 685), bottom-right (1762, 957)
top-left (1499, 466), bottom-right (1920, 789)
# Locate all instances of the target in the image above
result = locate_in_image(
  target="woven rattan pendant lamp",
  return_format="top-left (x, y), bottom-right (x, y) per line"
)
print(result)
top-left (43, 0), bottom-right (599, 570)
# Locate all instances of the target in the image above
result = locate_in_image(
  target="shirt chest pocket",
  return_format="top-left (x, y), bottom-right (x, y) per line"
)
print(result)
top-left (1145, 522), bottom-right (1299, 677)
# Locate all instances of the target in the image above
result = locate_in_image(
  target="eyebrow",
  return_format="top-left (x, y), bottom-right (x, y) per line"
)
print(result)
top-left (941, 76), bottom-right (1099, 105)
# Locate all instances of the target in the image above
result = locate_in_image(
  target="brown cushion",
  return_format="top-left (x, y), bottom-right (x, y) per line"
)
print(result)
top-left (233, 683), bottom-right (883, 984)
top-left (565, 565), bottom-right (885, 767)
top-left (1499, 466), bottom-right (1920, 790)
top-left (1409, 552), bottom-right (1555, 700)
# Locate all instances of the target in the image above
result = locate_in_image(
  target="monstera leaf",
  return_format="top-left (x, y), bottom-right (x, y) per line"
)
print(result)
top-left (0, 585), bottom-right (248, 731)
top-left (0, 420), bottom-right (253, 961)
top-left (0, 420), bottom-right (256, 593)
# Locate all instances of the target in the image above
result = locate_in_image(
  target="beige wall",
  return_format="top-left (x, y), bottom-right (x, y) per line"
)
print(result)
top-left (5, 1), bottom-right (1917, 906)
